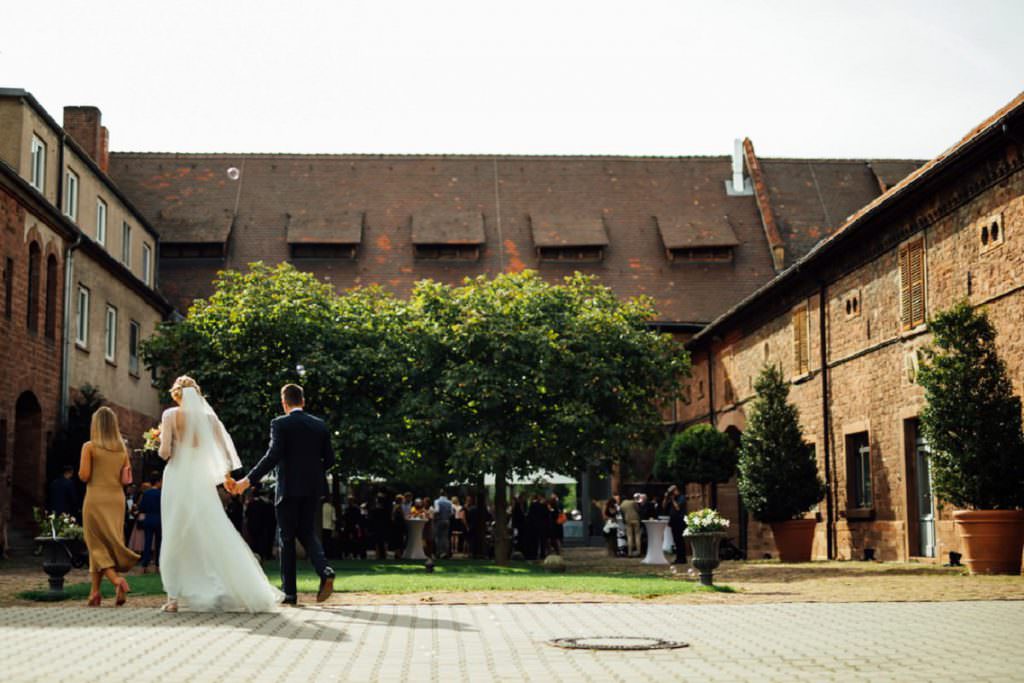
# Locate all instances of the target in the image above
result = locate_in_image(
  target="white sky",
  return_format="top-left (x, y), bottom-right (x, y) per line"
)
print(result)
top-left (2, 0), bottom-right (1022, 159)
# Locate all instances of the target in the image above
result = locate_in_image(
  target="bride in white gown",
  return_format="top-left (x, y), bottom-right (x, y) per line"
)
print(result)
top-left (157, 375), bottom-right (283, 612)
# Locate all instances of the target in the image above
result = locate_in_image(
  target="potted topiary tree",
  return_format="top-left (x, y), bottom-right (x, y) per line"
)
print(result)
top-left (917, 302), bottom-right (1024, 575)
top-left (654, 424), bottom-right (737, 509)
top-left (737, 365), bottom-right (825, 562)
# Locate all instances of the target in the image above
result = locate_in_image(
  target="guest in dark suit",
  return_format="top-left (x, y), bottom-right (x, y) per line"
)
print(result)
top-left (233, 384), bottom-right (336, 605)
top-left (48, 466), bottom-right (79, 519)
top-left (138, 473), bottom-right (162, 572)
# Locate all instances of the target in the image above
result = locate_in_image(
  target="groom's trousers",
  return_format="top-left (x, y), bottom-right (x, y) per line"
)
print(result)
top-left (276, 495), bottom-right (330, 597)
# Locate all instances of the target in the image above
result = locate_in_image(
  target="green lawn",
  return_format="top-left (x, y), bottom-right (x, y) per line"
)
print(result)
top-left (20, 558), bottom-right (729, 601)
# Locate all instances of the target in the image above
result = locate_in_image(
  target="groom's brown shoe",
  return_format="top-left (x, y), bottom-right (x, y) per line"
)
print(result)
top-left (316, 569), bottom-right (335, 603)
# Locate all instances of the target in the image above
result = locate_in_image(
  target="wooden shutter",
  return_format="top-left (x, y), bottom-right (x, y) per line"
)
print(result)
top-left (899, 238), bottom-right (926, 330)
top-left (793, 304), bottom-right (809, 375)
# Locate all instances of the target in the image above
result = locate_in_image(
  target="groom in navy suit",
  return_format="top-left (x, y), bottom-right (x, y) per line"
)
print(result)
top-left (232, 384), bottom-right (335, 605)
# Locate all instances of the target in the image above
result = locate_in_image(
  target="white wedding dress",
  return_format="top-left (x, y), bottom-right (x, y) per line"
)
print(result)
top-left (158, 387), bottom-right (283, 612)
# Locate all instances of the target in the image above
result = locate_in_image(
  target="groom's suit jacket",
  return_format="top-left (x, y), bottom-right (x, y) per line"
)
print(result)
top-left (248, 410), bottom-right (335, 505)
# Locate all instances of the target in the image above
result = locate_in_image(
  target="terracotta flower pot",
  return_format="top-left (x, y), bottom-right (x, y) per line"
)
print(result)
top-left (769, 518), bottom-right (816, 562)
top-left (952, 510), bottom-right (1024, 575)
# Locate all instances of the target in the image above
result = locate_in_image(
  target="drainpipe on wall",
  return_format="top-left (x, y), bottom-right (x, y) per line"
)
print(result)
top-left (57, 134), bottom-right (82, 425)
top-left (818, 282), bottom-right (836, 559)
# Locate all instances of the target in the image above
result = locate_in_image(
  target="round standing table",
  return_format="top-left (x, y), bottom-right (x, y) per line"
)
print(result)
top-left (641, 519), bottom-right (669, 565)
top-left (404, 518), bottom-right (428, 560)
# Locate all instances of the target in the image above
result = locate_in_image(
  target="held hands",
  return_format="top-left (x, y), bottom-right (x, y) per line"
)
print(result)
top-left (225, 476), bottom-right (251, 496)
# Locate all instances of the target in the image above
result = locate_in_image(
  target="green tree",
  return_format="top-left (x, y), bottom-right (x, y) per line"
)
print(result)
top-left (654, 423), bottom-right (736, 507)
top-left (410, 271), bottom-right (688, 563)
top-left (141, 262), bottom-right (415, 476)
top-left (737, 365), bottom-right (824, 522)
top-left (917, 301), bottom-right (1024, 509)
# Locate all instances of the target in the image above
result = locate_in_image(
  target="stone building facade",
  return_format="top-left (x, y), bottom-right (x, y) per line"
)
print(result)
top-left (680, 93), bottom-right (1024, 562)
top-left (0, 90), bottom-right (171, 543)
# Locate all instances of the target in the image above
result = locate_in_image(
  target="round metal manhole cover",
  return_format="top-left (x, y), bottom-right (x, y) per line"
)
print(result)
top-left (548, 636), bottom-right (688, 651)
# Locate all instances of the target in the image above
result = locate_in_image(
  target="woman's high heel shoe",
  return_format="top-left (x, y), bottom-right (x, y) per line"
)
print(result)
top-left (87, 593), bottom-right (101, 607)
top-left (114, 578), bottom-right (130, 606)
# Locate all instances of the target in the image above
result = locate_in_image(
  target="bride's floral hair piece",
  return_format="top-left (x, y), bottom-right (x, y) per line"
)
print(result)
top-left (170, 375), bottom-right (202, 402)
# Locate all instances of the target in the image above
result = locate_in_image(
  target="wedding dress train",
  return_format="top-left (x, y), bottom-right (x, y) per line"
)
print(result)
top-left (158, 387), bottom-right (283, 612)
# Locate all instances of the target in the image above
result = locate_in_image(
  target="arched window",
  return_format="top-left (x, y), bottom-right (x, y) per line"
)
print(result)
top-left (27, 242), bottom-right (40, 333)
top-left (45, 254), bottom-right (58, 339)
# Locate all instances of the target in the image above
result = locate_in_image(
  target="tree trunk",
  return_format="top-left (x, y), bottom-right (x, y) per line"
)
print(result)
top-left (494, 461), bottom-right (510, 565)
top-left (710, 481), bottom-right (718, 510)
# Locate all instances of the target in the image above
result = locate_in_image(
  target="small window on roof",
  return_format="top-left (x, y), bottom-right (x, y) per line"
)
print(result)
top-left (287, 212), bottom-right (363, 261)
top-left (411, 211), bottom-right (485, 261)
top-left (656, 216), bottom-right (738, 264)
top-left (162, 243), bottom-right (226, 259)
top-left (530, 214), bottom-right (609, 263)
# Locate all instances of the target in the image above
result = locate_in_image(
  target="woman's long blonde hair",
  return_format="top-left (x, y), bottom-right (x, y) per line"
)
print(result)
top-left (90, 406), bottom-right (126, 454)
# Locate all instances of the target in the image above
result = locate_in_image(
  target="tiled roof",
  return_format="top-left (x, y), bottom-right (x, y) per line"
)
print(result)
top-left (758, 158), bottom-right (923, 268)
top-left (107, 153), bottom-right (919, 323)
top-left (529, 213), bottom-right (609, 248)
top-left (411, 210), bottom-right (485, 245)
top-left (656, 215), bottom-right (739, 249)
top-left (287, 211), bottom-right (363, 244)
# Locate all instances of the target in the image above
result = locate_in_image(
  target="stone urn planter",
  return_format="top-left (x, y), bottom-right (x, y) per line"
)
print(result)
top-left (953, 510), bottom-right (1024, 575)
top-left (770, 518), bottom-right (816, 562)
top-left (687, 531), bottom-right (725, 586)
top-left (34, 536), bottom-right (74, 600)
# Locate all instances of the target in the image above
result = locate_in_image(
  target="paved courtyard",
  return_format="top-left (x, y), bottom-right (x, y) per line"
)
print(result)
top-left (0, 601), bottom-right (1022, 681)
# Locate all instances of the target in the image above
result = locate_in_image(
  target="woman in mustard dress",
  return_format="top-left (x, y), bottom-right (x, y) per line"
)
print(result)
top-left (79, 407), bottom-right (139, 606)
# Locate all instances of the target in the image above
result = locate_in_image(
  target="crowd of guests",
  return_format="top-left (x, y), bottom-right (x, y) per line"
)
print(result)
top-left (600, 485), bottom-right (688, 564)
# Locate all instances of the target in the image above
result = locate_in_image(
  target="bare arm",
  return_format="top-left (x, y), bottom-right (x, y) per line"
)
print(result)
top-left (78, 443), bottom-right (93, 483)
top-left (158, 410), bottom-right (174, 461)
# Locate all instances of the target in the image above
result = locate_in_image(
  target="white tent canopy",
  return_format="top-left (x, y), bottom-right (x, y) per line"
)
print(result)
top-left (482, 470), bottom-right (577, 486)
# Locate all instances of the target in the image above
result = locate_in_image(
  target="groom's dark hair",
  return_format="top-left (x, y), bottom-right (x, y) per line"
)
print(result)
top-left (281, 383), bottom-right (304, 406)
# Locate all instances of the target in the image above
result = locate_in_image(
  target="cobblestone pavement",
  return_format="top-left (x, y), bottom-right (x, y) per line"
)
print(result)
top-left (1, 601), bottom-right (1022, 682)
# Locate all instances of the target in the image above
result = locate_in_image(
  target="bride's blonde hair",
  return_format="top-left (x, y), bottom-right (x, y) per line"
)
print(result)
top-left (170, 375), bottom-right (202, 402)
top-left (90, 406), bottom-right (126, 454)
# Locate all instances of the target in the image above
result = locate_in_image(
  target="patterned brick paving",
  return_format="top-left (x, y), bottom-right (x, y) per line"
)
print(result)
top-left (1, 601), bottom-right (1022, 681)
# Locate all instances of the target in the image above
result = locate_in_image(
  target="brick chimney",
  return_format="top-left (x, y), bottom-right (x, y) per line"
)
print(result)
top-left (63, 106), bottom-right (110, 173)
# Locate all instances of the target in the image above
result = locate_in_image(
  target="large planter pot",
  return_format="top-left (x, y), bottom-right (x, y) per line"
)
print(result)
top-left (953, 510), bottom-right (1024, 575)
top-left (770, 518), bottom-right (816, 562)
top-left (687, 531), bottom-right (725, 586)
top-left (34, 536), bottom-right (74, 599)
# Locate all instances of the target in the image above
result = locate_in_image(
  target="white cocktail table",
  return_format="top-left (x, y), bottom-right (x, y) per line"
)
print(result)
top-left (641, 519), bottom-right (669, 565)
top-left (404, 518), bottom-right (427, 560)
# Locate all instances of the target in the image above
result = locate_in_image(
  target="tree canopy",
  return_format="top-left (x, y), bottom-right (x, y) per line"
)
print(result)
top-left (142, 264), bottom-right (689, 560)
top-left (917, 301), bottom-right (1024, 509)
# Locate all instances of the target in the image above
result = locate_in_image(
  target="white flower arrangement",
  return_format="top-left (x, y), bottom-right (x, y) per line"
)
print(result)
top-left (683, 507), bottom-right (730, 535)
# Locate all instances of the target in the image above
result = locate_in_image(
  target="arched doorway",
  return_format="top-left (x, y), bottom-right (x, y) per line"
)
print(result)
top-left (13, 391), bottom-right (43, 521)
top-left (723, 425), bottom-right (747, 556)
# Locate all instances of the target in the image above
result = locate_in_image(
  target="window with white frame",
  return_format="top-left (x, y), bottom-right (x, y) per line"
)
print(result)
top-left (104, 304), bottom-right (117, 363)
top-left (142, 243), bottom-right (152, 286)
top-left (30, 136), bottom-right (46, 192)
top-left (96, 199), bottom-right (108, 247)
top-left (65, 169), bottom-right (79, 221)
top-left (76, 285), bottom-right (90, 347)
top-left (128, 320), bottom-right (140, 375)
top-left (122, 222), bottom-right (132, 266)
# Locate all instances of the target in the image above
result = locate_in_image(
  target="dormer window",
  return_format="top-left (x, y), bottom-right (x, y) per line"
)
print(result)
top-left (287, 211), bottom-right (364, 260)
top-left (656, 216), bottom-right (738, 264)
top-left (412, 211), bottom-right (485, 261)
top-left (161, 242), bottom-right (226, 259)
top-left (530, 214), bottom-right (609, 262)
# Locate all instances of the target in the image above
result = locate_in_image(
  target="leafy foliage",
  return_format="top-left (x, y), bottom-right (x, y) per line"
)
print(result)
top-left (917, 302), bottom-right (1024, 509)
top-left (142, 265), bottom-right (689, 561)
top-left (654, 424), bottom-right (736, 485)
top-left (737, 365), bottom-right (824, 522)
top-left (48, 385), bottom-right (105, 482)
